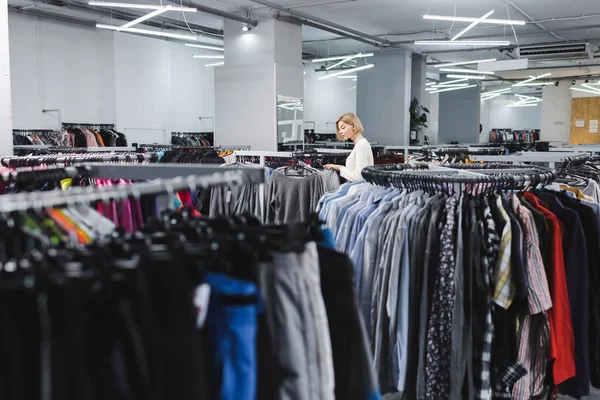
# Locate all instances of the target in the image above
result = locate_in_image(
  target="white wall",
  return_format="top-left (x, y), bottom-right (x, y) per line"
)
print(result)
top-left (485, 94), bottom-right (542, 129)
top-left (9, 13), bottom-right (215, 144)
top-left (304, 68), bottom-right (356, 133)
top-left (541, 84), bottom-right (572, 144)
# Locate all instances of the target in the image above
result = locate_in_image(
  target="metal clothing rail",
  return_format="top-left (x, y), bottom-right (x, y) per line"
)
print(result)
top-left (362, 163), bottom-right (555, 193)
top-left (469, 151), bottom-right (583, 169)
top-left (0, 165), bottom-right (265, 213)
top-left (13, 146), bottom-right (136, 152)
top-left (1, 153), bottom-right (158, 168)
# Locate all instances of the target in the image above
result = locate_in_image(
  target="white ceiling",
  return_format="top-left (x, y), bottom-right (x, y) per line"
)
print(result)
top-left (7, 0), bottom-right (600, 80)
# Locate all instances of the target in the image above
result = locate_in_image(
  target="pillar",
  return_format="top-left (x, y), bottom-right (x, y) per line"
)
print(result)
top-left (356, 51), bottom-right (412, 145)
top-left (410, 54), bottom-right (427, 144)
top-left (438, 77), bottom-right (481, 144)
top-left (0, 0), bottom-right (13, 156)
top-left (214, 16), bottom-right (303, 151)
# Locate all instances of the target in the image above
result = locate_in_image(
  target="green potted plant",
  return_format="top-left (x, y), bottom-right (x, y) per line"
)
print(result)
top-left (409, 97), bottom-right (430, 145)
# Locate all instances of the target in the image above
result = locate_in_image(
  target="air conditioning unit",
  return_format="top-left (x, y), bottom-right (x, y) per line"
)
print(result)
top-left (517, 43), bottom-right (594, 59)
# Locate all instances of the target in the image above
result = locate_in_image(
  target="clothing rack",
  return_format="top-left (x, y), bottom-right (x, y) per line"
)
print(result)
top-left (470, 151), bottom-right (584, 169)
top-left (13, 146), bottom-right (136, 152)
top-left (362, 163), bottom-right (555, 193)
top-left (13, 129), bottom-right (57, 134)
top-left (0, 165), bottom-right (97, 184)
top-left (61, 122), bottom-right (115, 129)
top-left (0, 165), bottom-right (265, 213)
top-left (1, 153), bottom-right (158, 168)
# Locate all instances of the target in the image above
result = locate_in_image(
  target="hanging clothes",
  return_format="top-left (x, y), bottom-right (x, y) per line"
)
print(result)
top-left (318, 169), bottom-right (600, 399)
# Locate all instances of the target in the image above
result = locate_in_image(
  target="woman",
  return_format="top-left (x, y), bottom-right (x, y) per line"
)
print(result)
top-left (324, 113), bottom-right (374, 182)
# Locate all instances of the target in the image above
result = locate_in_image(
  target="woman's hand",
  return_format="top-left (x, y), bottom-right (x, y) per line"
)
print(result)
top-left (324, 164), bottom-right (342, 171)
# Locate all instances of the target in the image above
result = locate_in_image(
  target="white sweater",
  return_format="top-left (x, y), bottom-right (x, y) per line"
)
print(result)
top-left (340, 137), bottom-right (374, 181)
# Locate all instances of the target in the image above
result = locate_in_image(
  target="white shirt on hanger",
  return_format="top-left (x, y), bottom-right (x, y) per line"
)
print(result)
top-left (340, 137), bottom-right (374, 181)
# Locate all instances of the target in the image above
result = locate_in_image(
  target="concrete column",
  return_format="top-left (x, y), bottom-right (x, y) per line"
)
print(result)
top-left (438, 79), bottom-right (481, 144)
top-left (410, 54), bottom-right (427, 144)
top-left (356, 51), bottom-right (412, 145)
top-left (411, 54), bottom-right (426, 104)
top-left (214, 16), bottom-right (303, 151)
top-left (0, 0), bottom-right (13, 156)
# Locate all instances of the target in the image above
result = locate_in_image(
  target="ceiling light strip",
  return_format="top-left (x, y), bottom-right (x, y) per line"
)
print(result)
top-left (506, 103), bottom-right (539, 107)
top-left (439, 68), bottom-right (495, 75)
top-left (581, 83), bottom-right (600, 93)
top-left (185, 43), bottom-right (224, 51)
top-left (415, 40), bottom-right (511, 46)
top-left (311, 53), bottom-right (374, 63)
top-left (327, 53), bottom-right (361, 70)
top-left (452, 9), bottom-right (494, 41)
top-left (89, 1), bottom-right (196, 11)
top-left (318, 64), bottom-right (374, 80)
top-left (482, 87), bottom-right (512, 95)
top-left (193, 55), bottom-right (224, 59)
top-left (447, 74), bottom-right (487, 80)
top-left (437, 78), bottom-right (469, 85)
top-left (481, 94), bottom-right (501, 101)
top-left (121, 8), bottom-right (167, 29)
top-left (428, 84), bottom-right (477, 94)
top-left (435, 58), bottom-right (497, 68)
top-left (571, 87), bottom-right (600, 95)
top-left (205, 61), bottom-right (224, 67)
top-left (96, 24), bottom-right (197, 40)
top-left (423, 14), bottom-right (526, 25)
top-left (337, 76), bottom-right (357, 79)
top-left (512, 72), bottom-right (551, 87)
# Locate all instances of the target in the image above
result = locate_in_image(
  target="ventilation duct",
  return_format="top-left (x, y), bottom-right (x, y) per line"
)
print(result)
top-left (517, 43), bottom-right (594, 59)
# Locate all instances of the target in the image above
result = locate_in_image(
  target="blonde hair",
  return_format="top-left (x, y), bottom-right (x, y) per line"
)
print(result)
top-left (336, 113), bottom-right (364, 141)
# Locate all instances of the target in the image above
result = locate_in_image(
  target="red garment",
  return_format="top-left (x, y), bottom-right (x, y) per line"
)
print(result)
top-left (523, 192), bottom-right (576, 384)
top-left (176, 191), bottom-right (201, 216)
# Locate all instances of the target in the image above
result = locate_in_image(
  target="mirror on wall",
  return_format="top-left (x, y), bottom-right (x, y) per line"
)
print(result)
top-left (277, 95), bottom-right (304, 149)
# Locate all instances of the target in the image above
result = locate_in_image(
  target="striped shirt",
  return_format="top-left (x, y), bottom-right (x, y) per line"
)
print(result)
top-left (510, 195), bottom-right (552, 399)
top-left (493, 195), bottom-right (516, 308)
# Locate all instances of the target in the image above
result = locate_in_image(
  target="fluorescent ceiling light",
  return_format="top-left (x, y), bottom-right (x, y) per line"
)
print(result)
top-left (205, 61), bottom-right (224, 67)
top-left (347, 86), bottom-right (357, 91)
top-left (337, 75), bottom-right (357, 79)
top-left (415, 40), bottom-right (511, 46)
top-left (429, 84), bottom-right (477, 94)
top-left (506, 103), bottom-right (539, 107)
top-left (121, 8), bottom-right (167, 29)
top-left (452, 9), bottom-right (494, 41)
top-left (514, 82), bottom-right (548, 86)
top-left (512, 72), bottom-right (551, 87)
top-left (435, 58), bottom-right (497, 68)
top-left (311, 53), bottom-right (373, 63)
top-left (423, 14), bottom-right (526, 25)
top-left (481, 94), bottom-right (501, 101)
top-left (327, 53), bottom-right (362, 70)
top-left (432, 83), bottom-right (470, 88)
top-left (437, 78), bottom-right (468, 85)
top-left (426, 87), bottom-right (436, 91)
top-left (192, 55), bottom-right (224, 59)
top-left (447, 74), bottom-right (487, 80)
top-left (440, 68), bottom-right (495, 75)
top-left (482, 87), bottom-right (512, 95)
top-left (426, 81), bottom-right (436, 86)
top-left (582, 83), bottom-right (600, 93)
top-left (185, 43), bottom-right (224, 51)
top-left (96, 24), bottom-right (197, 40)
top-left (89, 1), bottom-right (195, 11)
top-left (571, 87), bottom-right (600, 95)
top-left (318, 64), bottom-right (374, 80)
